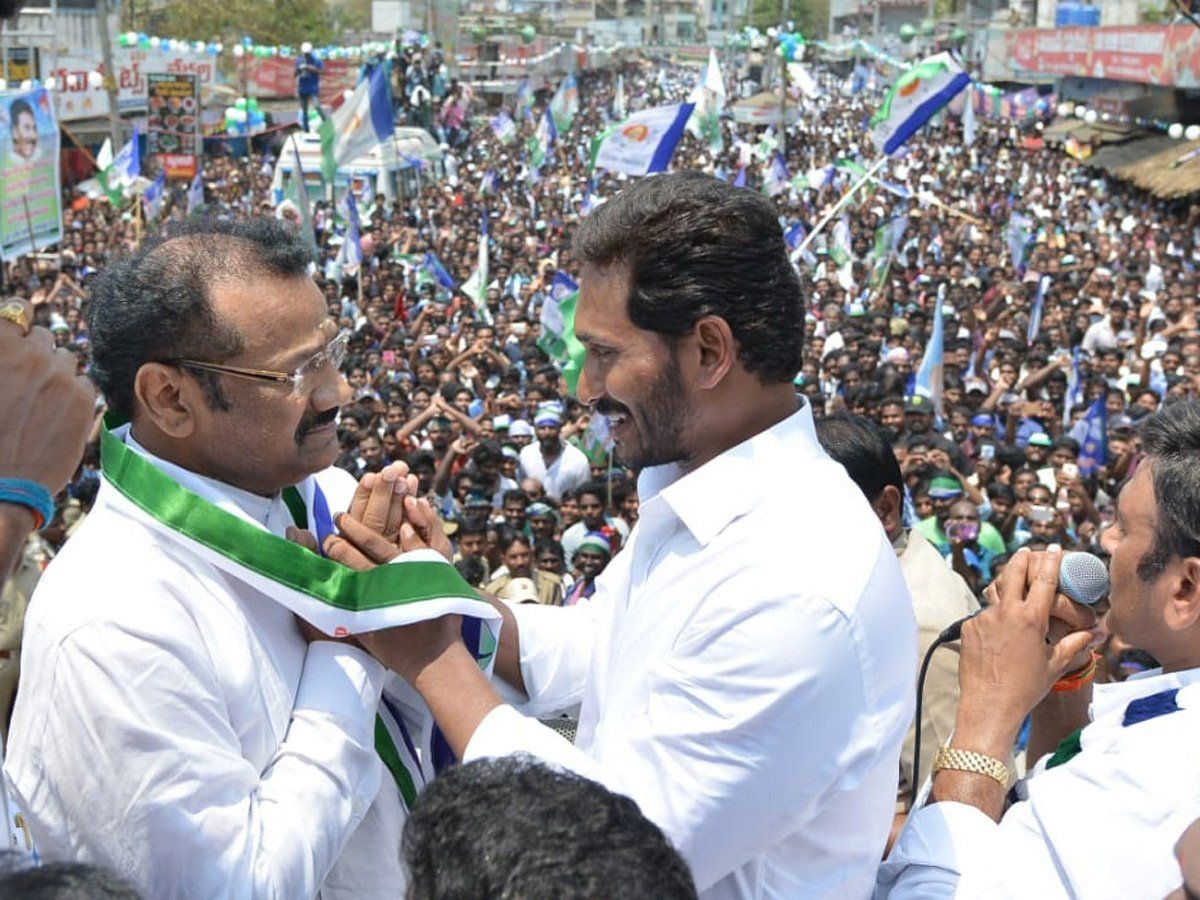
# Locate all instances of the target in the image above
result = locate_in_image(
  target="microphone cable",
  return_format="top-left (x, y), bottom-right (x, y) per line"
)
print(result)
top-left (909, 611), bottom-right (977, 811)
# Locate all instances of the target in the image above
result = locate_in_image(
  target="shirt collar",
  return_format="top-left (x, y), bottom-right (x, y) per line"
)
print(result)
top-left (123, 427), bottom-right (285, 532)
top-left (1092, 665), bottom-right (1200, 723)
top-left (637, 399), bottom-right (823, 548)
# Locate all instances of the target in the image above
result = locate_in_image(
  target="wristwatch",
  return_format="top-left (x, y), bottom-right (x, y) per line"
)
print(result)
top-left (932, 746), bottom-right (1012, 789)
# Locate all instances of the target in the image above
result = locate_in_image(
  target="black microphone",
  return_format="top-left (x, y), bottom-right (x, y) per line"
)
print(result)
top-left (910, 552), bottom-right (1110, 809)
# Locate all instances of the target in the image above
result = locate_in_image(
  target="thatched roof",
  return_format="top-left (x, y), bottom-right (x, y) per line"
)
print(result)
top-left (1044, 116), bottom-right (1200, 198)
top-left (1102, 137), bottom-right (1200, 200)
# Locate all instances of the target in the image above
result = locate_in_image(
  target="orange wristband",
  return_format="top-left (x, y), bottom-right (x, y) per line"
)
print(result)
top-left (1052, 651), bottom-right (1100, 692)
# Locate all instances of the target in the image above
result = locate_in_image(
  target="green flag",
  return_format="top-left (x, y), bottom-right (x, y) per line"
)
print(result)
top-left (319, 118), bottom-right (337, 185)
top-left (538, 271), bottom-right (586, 395)
top-left (288, 137), bottom-right (320, 259)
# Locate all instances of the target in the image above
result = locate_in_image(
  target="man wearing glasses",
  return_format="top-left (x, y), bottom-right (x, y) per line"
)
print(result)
top-left (4, 219), bottom-right (410, 897)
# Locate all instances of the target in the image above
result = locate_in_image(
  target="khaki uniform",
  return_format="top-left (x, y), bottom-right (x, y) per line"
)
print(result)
top-left (485, 570), bottom-right (563, 606)
top-left (894, 529), bottom-right (979, 811)
top-left (0, 534), bottom-right (53, 738)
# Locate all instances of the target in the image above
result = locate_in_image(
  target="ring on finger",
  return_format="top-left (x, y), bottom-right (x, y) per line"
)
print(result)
top-left (0, 300), bottom-right (32, 336)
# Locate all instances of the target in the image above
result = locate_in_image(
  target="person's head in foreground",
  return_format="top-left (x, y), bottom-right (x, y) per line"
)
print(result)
top-left (1101, 399), bottom-right (1200, 672)
top-left (402, 756), bottom-right (697, 899)
top-left (571, 171), bottom-right (803, 472)
top-left (89, 217), bottom-right (351, 494)
top-left (0, 853), bottom-right (141, 898)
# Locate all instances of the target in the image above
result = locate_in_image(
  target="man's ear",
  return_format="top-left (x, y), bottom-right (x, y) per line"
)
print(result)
top-left (133, 363), bottom-right (200, 439)
top-left (1165, 555), bottom-right (1200, 633)
top-left (872, 484), bottom-right (903, 539)
top-left (692, 315), bottom-right (736, 391)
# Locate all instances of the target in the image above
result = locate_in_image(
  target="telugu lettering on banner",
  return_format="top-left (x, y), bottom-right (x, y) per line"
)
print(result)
top-left (43, 48), bottom-right (217, 123)
top-left (0, 87), bottom-right (62, 260)
top-left (147, 73), bottom-right (200, 179)
top-left (1003, 24), bottom-right (1200, 88)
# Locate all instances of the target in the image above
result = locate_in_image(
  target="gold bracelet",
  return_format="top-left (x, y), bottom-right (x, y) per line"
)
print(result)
top-left (932, 746), bottom-right (1011, 789)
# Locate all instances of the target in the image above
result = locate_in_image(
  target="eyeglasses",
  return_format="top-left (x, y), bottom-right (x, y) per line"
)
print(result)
top-left (169, 330), bottom-right (350, 397)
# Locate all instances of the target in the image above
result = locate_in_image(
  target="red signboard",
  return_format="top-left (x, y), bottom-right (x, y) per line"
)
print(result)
top-left (1004, 24), bottom-right (1200, 88)
top-left (160, 153), bottom-right (197, 179)
top-left (244, 57), bottom-right (358, 105)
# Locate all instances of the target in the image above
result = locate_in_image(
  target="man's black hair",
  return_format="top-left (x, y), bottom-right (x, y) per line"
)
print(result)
top-left (457, 516), bottom-right (489, 539)
top-left (1053, 436), bottom-right (1081, 454)
top-left (814, 412), bottom-right (904, 504)
top-left (10, 96), bottom-right (33, 123)
top-left (472, 439), bottom-right (504, 465)
top-left (533, 537), bottom-right (564, 562)
top-left (89, 217), bottom-right (313, 420)
top-left (1136, 400), bottom-right (1200, 580)
top-left (576, 480), bottom-right (608, 505)
top-left (453, 556), bottom-right (486, 588)
top-left (495, 526), bottom-right (532, 554)
top-left (572, 171), bottom-right (802, 384)
top-left (0, 854), bottom-right (141, 899)
top-left (502, 488), bottom-right (530, 507)
top-left (403, 756), bottom-right (697, 899)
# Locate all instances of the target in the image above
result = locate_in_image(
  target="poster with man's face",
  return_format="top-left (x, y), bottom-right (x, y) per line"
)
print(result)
top-left (0, 87), bottom-right (63, 260)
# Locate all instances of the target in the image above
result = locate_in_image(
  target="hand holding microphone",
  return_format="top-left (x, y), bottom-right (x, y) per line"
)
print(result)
top-left (911, 547), bottom-right (1109, 807)
top-left (939, 549), bottom-right (1109, 642)
top-left (953, 546), bottom-right (1106, 758)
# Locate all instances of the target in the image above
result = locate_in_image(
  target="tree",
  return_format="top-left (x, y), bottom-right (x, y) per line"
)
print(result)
top-left (747, 0), bottom-right (829, 38)
top-left (153, 0), bottom-right (334, 47)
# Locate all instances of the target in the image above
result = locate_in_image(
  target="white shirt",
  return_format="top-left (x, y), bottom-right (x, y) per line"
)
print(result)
top-left (518, 439), bottom-right (590, 501)
top-left (877, 667), bottom-right (1200, 898)
top-left (466, 403), bottom-right (917, 898)
top-left (4, 437), bottom-right (408, 898)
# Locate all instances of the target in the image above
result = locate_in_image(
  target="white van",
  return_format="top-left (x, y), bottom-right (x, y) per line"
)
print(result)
top-left (272, 126), bottom-right (445, 206)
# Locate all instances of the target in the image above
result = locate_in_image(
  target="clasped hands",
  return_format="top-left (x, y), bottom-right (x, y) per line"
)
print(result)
top-left (287, 462), bottom-right (462, 680)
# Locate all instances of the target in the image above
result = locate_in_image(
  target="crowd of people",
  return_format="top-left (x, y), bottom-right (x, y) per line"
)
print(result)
top-left (0, 35), bottom-right (1198, 898)
top-left (16, 53), bottom-right (1200, 691)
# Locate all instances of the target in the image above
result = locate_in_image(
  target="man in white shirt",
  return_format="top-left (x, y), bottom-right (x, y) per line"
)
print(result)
top-left (517, 408), bottom-right (590, 501)
top-left (559, 479), bottom-right (629, 563)
top-left (878, 399), bottom-right (1200, 897)
top-left (5, 219), bottom-right (424, 897)
top-left (1080, 297), bottom-right (1130, 355)
top-left (814, 413), bottom-right (979, 828)
top-left (327, 173), bottom-right (917, 898)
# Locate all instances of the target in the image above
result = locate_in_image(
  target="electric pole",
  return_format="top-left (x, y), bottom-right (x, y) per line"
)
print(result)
top-left (96, 0), bottom-right (122, 150)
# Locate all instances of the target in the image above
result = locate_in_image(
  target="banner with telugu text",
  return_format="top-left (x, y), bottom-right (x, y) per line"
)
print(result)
top-left (0, 87), bottom-right (62, 261)
top-left (43, 48), bottom-right (218, 122)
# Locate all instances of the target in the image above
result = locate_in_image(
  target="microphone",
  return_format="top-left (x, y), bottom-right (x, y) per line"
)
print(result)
top-left (911, 551), bottom-right (1110, 808)
top-left (938, 551), bottom-right (1110, 642)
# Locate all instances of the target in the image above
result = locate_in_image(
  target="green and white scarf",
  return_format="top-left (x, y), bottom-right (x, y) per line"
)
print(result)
top-left (101, 421), bottom-right (501, 806)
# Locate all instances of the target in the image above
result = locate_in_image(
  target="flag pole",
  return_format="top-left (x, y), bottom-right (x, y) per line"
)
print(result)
top-left (793, 154), bottom-right (888, 258)
top-left (20, 195), bottom-right (37, 257)
top-left (912, 188), bottom-right (985, 227)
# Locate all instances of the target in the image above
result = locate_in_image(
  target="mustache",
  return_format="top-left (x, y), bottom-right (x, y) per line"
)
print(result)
top-left (296, 406), bottom-right (340, 443)
top-left (593, 398), bottom-right (630, 418)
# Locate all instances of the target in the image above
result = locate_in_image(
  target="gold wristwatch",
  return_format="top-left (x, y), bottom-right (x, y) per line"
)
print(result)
top-left (932, 746), bottom-right (1012, 789)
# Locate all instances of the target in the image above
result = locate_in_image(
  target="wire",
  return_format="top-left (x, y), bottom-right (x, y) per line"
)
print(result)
top-left (909, 611), bottom-right (977, 811)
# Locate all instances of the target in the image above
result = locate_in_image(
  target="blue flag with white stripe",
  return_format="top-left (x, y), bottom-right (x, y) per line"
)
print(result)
top-left (422, 252), bottom-right (455, 289)
top-left (1070, 396), bottom-right (1108, 476)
